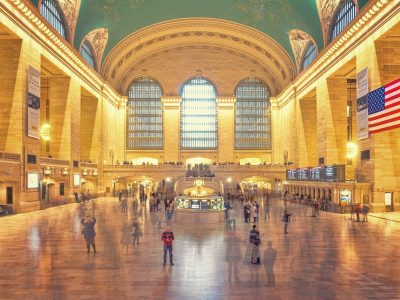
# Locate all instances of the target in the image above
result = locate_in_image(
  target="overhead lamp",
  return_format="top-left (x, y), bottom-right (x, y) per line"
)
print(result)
top-left (346, 142), bottom-right (358, 159)
top-left (227, 177), bottom-right (232, 183)
top-left (61, 168), bottom-right (69, 176)
top-left (40, 124), bottom-right (51, 141)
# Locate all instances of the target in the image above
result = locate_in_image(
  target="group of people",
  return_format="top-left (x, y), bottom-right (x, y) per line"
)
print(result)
top-left (80, 189), bottom-right (293, 275)
top-left (243, 201), bottom-right (260, 223)
top-left (351, 203), bottom-right (370, 222)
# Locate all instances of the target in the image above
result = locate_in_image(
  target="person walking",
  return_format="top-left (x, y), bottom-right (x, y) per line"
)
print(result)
top-left (81, 213), bottom-right (97, 254)
top-left (132, 217), bottom-right (143, 246)
top-left (249, 225), bottom-right (261, 264)
top-left (282, 209), bottom-right (291, 234)
top-left (157, 209), bottom-right (164, 229)
top-left (355, 203), bottom-right (361, 222)
top-left (314, 201), bottom-right (320, 218)
top-left (228, 208), bottom-right (237, 231)
top-left (166, 204), bottom-right (173, 226)
top-left (362, 204), bottom-right (370, 222)
top-left (120, 222), bottom-right (132, 253)
top-left (264, 196), bottom-right (270, 221)
top-left (161, 226), bottom-right (175, 266)
top-left (263, 241), bottom-right (277, 286)
top-left (251, 204), bottom-right (257, 223)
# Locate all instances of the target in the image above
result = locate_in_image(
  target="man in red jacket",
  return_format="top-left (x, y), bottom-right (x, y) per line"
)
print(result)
top-left (161, 226), bottom-right (175, 266)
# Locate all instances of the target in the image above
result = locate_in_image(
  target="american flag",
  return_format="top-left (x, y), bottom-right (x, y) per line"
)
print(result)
top-left (368, 78), bottom-right (400, 134)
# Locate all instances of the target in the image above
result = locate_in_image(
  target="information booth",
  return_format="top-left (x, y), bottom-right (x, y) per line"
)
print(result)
top-left (174, 196), bottom-right (225, 223)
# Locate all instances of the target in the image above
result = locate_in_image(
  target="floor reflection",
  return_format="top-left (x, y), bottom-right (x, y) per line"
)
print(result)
top-left (0, 197), bottom-right (399, 299)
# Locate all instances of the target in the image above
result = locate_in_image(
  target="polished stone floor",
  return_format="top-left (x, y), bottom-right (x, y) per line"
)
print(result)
top-left (0, 197), bottom-right (400, 300)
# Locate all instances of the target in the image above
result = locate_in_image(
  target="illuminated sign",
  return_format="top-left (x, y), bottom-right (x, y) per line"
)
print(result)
top-left (27, 172), bottom-right (39, 189)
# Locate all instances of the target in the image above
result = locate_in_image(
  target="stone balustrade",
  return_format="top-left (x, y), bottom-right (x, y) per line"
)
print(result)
top-left (0, 152), bottom-right (20, 162)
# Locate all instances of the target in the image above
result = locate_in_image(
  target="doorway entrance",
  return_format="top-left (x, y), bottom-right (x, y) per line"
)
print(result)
top-left (6, 187), bottom-right (13, 204)
top-left (385, 192), bottom-right (394, 211)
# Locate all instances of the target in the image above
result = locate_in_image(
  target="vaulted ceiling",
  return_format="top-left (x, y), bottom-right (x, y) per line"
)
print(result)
top-left (29, 0), bottom-right (370, 94)
top-left (71, 0), bottom-right (368, 59)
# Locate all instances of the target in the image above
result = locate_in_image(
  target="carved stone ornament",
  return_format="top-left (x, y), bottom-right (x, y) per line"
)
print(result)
top-left (58, 0), bottom-right (81, 41)
top-left (288, 29), bottom-right (317, 71)
top-left (316, 0), bottom-right (358, 45)
top-left (82, 28), bottom-right (109, 69)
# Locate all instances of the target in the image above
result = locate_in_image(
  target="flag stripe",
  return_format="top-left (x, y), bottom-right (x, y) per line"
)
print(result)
top-left (385, 78), bottom-right (400, 90)
top-left (369, 121), bottom-right (400, 134)
top-left (369, 113), bottom-right (400, 127)
top-left (385, 92), bottom-right (400, 102)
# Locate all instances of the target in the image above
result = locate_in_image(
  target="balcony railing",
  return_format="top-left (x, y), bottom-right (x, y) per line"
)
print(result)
top-left (40, 157), bottom-right (70, 166)
top-left (0, 151), bottom-right (20, 162)
top-left (80, 162), bottom-right (98, 169)
top-left (104, 164), bottom-right (184, 170)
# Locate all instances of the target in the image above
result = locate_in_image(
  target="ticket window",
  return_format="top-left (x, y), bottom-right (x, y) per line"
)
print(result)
top-left (385, 192), bottom-right (393, 211)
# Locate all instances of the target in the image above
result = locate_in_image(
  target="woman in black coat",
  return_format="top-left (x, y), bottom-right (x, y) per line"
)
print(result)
top-left (81, 214), bottom-right (97, 253)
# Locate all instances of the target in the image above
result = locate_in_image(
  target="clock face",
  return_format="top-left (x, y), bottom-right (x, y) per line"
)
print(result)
top-left (27, 173), bottom-right (39, 189)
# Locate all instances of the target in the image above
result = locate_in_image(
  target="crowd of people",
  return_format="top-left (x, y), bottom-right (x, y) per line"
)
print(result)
top-left (283, 191), bottom-right (370, 222)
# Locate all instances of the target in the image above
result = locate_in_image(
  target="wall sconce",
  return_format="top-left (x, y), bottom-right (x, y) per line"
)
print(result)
top-left (61, 168), bottom-right (69, 176)
top-left (82, 169), bottom-right (88, 176)
top-left (40, 124), bottom-right (51, 141)
top-left (43, 166), bottom-right (53, 176)
top-left (92, 169), bottom-right (98, 176)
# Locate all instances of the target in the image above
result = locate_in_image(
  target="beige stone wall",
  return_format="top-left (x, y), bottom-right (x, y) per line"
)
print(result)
top-left (217, 101), bottom-right (235, 162)
top-left (297, 90), bottom-right (317, 167)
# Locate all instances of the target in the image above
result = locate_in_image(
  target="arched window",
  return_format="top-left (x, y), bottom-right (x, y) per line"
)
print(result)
top-left (301, 43), bottom-right (317, 71)
top-left (127, 78), bottom-right (163, 149)
top-left (329, 0), bottom-right (357, 43)
top-left (80, 41), bottom-right (96, 69)
top-left (40, 0), bottom-right (69, 40)
top-left (181, 77), bottom-right (217, 149)
top-left (235, 78), bottom-right (271, 150)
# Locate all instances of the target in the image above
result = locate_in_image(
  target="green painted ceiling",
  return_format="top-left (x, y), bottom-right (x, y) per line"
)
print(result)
top-left (32, 0), bottom-right (369, 60)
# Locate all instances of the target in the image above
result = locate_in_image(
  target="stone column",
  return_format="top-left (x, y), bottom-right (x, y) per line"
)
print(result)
top-left (162, 97), bottom-right (181, 162)
top-left (217, 97), bottom-right (235, 162)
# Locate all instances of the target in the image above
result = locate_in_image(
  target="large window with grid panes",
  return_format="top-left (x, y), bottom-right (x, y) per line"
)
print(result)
top-left (126, 78), bottom-right (163, 149)
top-left (180, 77), bottom-right (218, 149)
top-left (40, 0), bottom-right (69, 40)
top-left (235, 78), bottom-right (271, 150)
top-left (329, 0), bottom-right (357, 43)
top-left (80, 41), bottom-right (96, 70)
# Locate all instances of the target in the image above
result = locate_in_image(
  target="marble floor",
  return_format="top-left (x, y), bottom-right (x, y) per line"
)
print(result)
top-left (0, 197), bottom-right (400, 300)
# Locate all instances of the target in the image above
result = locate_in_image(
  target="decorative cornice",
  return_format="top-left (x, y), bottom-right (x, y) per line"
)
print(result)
top-left (277, 0), bottom-right (395, 109)
top-left (161, 97), bottom-right (181, 107)
top-left (81, 28), bottom-right (109, 70)
top-left (1, 0), bottom-right (121, 106)
top-left (217, 97), bottom-right (236, 103)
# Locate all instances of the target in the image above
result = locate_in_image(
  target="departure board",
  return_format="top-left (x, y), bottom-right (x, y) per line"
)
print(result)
top-left (287, 165), bottom-right (345, 182)
top-left (298, 168), bottom-right (310, 181)
top-left (310, 167), bottom-right (324, 181)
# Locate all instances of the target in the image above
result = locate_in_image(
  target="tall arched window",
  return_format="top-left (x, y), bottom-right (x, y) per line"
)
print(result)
top-left (181, 77), bottom-right (217, 149)
top-left (235, 78), bottom-right (271, 150)
top-left (40, 0), bottom-right (69, 40)
top-left (80, 41), bottom-right (96, 69)
top-left (329, 0), bottom-right (357, 43)
top-left (301, 43), bottom-right (317, 71)
top-left (127, 78), bottom-right (163, 149)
